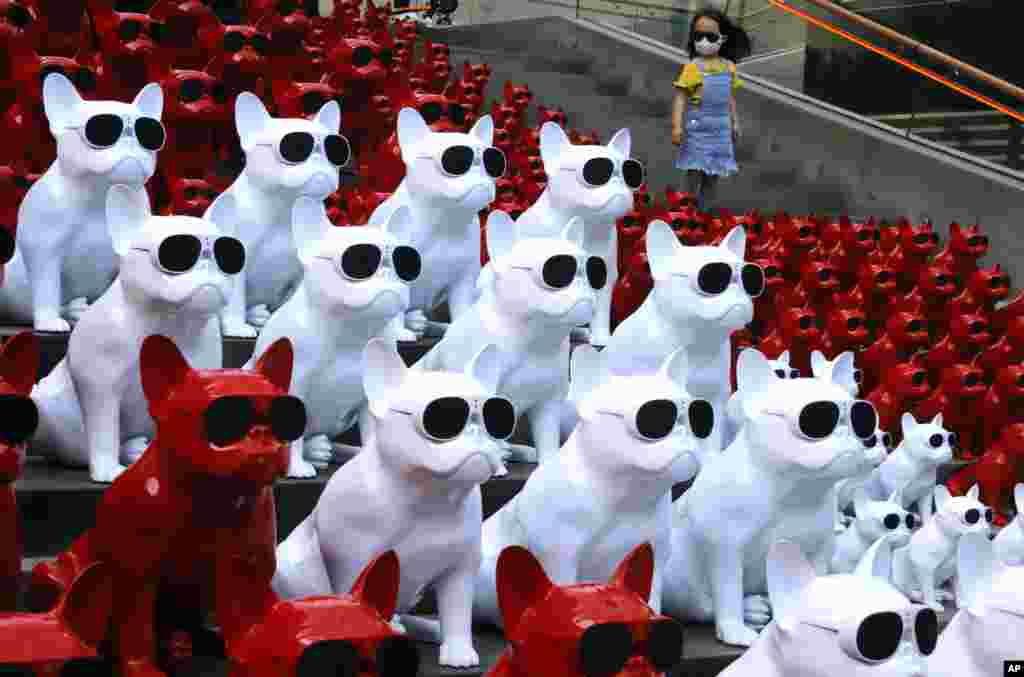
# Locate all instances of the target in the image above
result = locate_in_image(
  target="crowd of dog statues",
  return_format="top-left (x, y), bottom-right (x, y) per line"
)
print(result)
top-left (0, 2), bottom-right (1020, 677)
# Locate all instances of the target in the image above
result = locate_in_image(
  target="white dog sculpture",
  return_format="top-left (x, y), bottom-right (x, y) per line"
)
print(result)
top-left (369, 108), bottom-right (500, 340)
top-left (928, 532), bottom-right (1024, 677)
top-left (210, 92), bottom-right (345, 337)
top-left (242, 197), bottom-right (419, 478)
top-left (30, 185), bottom-right (239, 482)
top-left (662, 348), bottom-right (877, 646)
top-left (832, 485), bottom-right (914, 574)
top-left (0, 74), bottom-right (163, 331)
top-left (473, 344), bottom-right (711, 625)
top-left (416, 210), bottom-right (598, 464)
top-left (994, 483), bottom-right (1024, 565)
top-left (273, 338), bottom-right (511, 668)
top-left (719, 538), bottom-right (933, 677)
top-left (892, 484), bottom-right (992, 610)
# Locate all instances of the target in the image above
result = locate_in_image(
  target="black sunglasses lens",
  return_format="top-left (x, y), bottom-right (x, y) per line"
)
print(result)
top-left (278, 0), bottom-right (296, 12)
top-left (420, 102), bottom-right (442, 123)
top-left (213, 237), bottom-right (245, 275)
top-left (915, 609), bottom-right (937, 656)
top-left (296, 640), bottom-right (360, 677)
top-left (688, 399), bottom-right (714, 439)
top-left (422, 397), bottom-right (470, 440)
top-left (851, 401), bottom-right (877, 439)
top-left (251, 33), bottom-right (269, 54)
top-left (158, 234), bottom-right (202, 273)
top-left (905, 514), bottom-right (915, 529)
top-left (965, 508), bottom-right (980, 524)
top-left (775, 369), bottom-right (787, 378)
top-left (799, 401), bottom-right (840, 439)
top-left (857, 612), bottom-right (903, 662)
top-left (648, 620), bottom-right (684, 672)
top-left (908, 320), bottom-right (922, 331)
top-left (391, 245), bottom-right (421, 282)
top-left (790, 369), bottom-right (800, 378)
top-left (134, 117), bottom-right (166, 151)
top-left (883, 433), bottom-right (893, 448)
top-left (449, 103), bottom-right (465, 125)
top-left (223, 31), bottom-right (244, 52)
top-left (864, 436), bottom-right (877, 448)
top-left (912, 372), bottom-right (926, 385)
top-left (84, 114), bottom-right (124, 147)
top-left (586, 256), bottom-right (608, 290)
top-left (302, 91), bottom-right (325, 114)
top-left (211, 82), bottom-right (226, 102)
top-left (928, 433), bottom-right (944, 448)
top-left (622, 159), bottom-right (644, 189)
top-left (149, 22), bottom-right (164, 43)
top-left (0, 395), bottom-right (39, 445)
top-left (741, 263), bottom-right (765, 296)
top-left (119, 20), bottom-right (141, 41)
top-left (278, 132), bottom-right (316, 163)
top-left (179, 78), bottom-right (203, 103)
top-left (378, 48), bottom-right (393, 66)
top-left (636, 399), bottom-right (678, 440)
top-left (541, 254), bottom-right (577, 289)
top-left (270, 396), bottom-right (307, 442)
top-left (341, 243), bottom-right (382, 280)
top-left (581, 157), bottom-right (614, 186)
top-left (76, 69), bottom-right (96, 91)
top-left (440, 145), bottom-right (474, 175)
top-left (984, 508), bottom-right (993, 522)
top-left (913, 233), bottom-right (928, 244)
top-left (482, 147), bottom-right (506, 178)
top-left (0, 229), bottom-right (14, 264)
top-left (698, 262), bottom-right (732, 294)
top-left (883, 514), bottom-right (900, 529)
top-left (482, 397), bottom-right (516, 440)
top-left (39, 66), bottom-right (64, 83)
top-left (204, 396), bottom-right (254, 447)
top-left (578, 623), bottom-right (632, 677)
top-left (324, 134), bottom-right (351, 167)
top-left (8, 5), bottom-right (31, 27)
top-left (848, 317), bottom-right (862, 330)
top-left (376, 637), bottom-right (420, 677)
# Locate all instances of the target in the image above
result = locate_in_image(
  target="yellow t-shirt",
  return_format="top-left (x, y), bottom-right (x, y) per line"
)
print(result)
top-left (672, 60), bottom-right (741, 106)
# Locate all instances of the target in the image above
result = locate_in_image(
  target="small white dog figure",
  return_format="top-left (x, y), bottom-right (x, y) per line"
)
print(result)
top-left (416, 210), bottom-right (599, 464)
top-left (832, 485), bottom-right (915, 574)
top-left (858, 413), bottom-right (956, 523)
top-left (30, 185), bottom-right (240, 482)
top-left (242, 197), bottom-right (419, 478)
top-left (662, 348), bottom-right (877, 647)
top-left (892, 484), bottom-right (992, 610)
top-left (507, 122), bottom-right (639, 346)
top-left (993, 483), bottom-right (1024, 565)
top-left (273, 338), bottom-right (511, 668)
top-left (928, 532), bottom-right (1024, 677)
top-left (0, 74), bottom-right (164, 331)
top-left (811, 350), bottom-right (863, 396)
top-left (473, 344), bottom-right (712, 626)
top-left (597, 221), bottom-right (761, 454)
top-left (210, 92), bottom-right (346, 337)
top-left (719, 538), bottom-right (932, 677)
top-left (370, 108), bottom-right (501, 340)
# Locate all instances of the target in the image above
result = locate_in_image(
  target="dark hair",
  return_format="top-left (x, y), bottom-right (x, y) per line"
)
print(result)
top-left (687, 8), bottom-right (752, 62)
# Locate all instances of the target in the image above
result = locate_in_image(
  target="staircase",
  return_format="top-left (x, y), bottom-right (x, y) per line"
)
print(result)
top-left (870, 111), bottom-right (1024, 170)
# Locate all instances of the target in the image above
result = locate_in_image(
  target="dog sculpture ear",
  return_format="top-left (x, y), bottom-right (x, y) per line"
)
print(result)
top-left (466, 343), bottom-right (502, 395)
top-left (350, 550), bottom-right (401, 622)
top-left (363, 338), bottom-right (407, 418)
top-left (132, 82), bottom-right (164, 121)
top-left (645, 220), bottom-right (681, 281)
top-left (1015, 483), bottom-right (1024, 514)
top-left (569, 344), bottom-right (607, 421)
top-left (397, 107), bottom-right (430, 165)
top-left (852, 488), bottom-right (872, 522)
top-left (609, 542), bottom-right (654, 602)
top-left (0, 332), bottom-right (40, 395)
top-left (931, 412), bottom-right (943, 428)
top-left (485, 210), bottom-right (517, 265)
top-left (42, 73), bottom-right (83, 134)
top-left (736, 348), bottom-right (777, 421)
top-left (140, 335), bottom-right (194, 406)
top-left (933, 485), bottom-right (952, 512)
top-left (497, 546), bottom-right (554, 635)
top-left (606, 128), bottom-right (631, 159)
top-left (538, 121), bottom-right (569, 171)
top-left (719, 226), bottom-right (746, 260)
top-left (966, 484), bottom-right (980, 501)
top-left (235, 92), bottom-right (274, 150)
top-left (854, 536), bottom-right (894, 582)
top-left (314, 99), bottom-right (341, 134)
top-left (468, 114), bottom-right (494, 145)
top-left (254, 338), bottom-right (294, 392)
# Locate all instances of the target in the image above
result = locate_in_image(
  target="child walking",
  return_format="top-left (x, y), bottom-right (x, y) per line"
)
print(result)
top-left (672, 8), bottom-right (752, 211)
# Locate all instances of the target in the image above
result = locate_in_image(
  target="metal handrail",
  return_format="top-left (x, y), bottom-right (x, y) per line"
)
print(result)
top-left (767, 0), bottom-right (1024, 122)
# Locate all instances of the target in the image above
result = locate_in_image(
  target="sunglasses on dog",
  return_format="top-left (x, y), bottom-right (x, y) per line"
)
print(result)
top-left (803, 606), bottom-right (937, 663)
top-left (254, 132), bottom-right (351, 167)
top-left (596, 397), bottom-right (714, 441)
top-left (673, 262), bottom-right (765, 297)
top-left (928, 432), bottom-right (956, 448)
top-left (315, 242), bottom-right (421, 283)
top-left (390, 395), bottom-right (517, 442)
top-left (223, 31), bottom-right (270, 54)
top-left (959, 507), bottom-right (993, 525)
top-left (560, 157), bottom-right (645, 189)
top-left (419, 102), bottom-right (466, 126)
top-left (577, 620), bottom-right (684, 676)
top-left (204, 395), bottom-right (307, 446)
top-left (512, 254), bottom-right (607, 291)
top-left (417, 145), bottom-right (506, 178)
top-left (0, 394), bottom-right (38, 445)
top-left (882, 512), bottom-right (915, 530)
top-left (774, 368), bottom-right (801, 379)
top-left (68, 114), bottom-right (165, 152)
top-left (178, 78), bottom-right (226, 104)
top-left (296, 637), bottom-right (420, 677)
top-left (351, 46), bottom-right (392, 68)
top-left (763, 400), bottom-right (878, 440)
top-left (40, 65), bottom-right (96, 92)
top-left (863, 432), bottom-right (892, 449)
top-left (133, 234), bottom-right (245, 276)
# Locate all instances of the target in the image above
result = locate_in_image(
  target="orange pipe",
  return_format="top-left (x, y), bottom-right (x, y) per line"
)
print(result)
top-left (767, 0), bottom-right (1024, 123)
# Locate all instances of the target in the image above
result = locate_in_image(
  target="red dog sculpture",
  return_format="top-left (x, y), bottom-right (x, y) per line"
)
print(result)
top-left (148, 0), bottom-right (224, 70)
top-left (923, 311), bottom-right (992, 379)
top-left (858, 311), bottom-right (930, 394)
top-left (484, 543), bottom-right (684, 677)
top-left (980, 363), bottom-right (1024, 449)
top-left (914, 361), bottom-right (987, 458)
top-left (945, 264), bottom-right (1011, 322)
top-left (758, 304), bottom-right (823, 375)
top-left (888, 218), bottom-right (939, 290)
top-left (933, 221), bottom-right (989, 278)
top-left (865, 357), bottom-right (933, 437)
top-left (979, 316), bottom-right (1024, 373)
top-left (946, 423), bottom-right (1024, 526)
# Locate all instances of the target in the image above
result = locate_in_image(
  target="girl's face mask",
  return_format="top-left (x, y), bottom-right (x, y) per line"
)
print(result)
top-left (694, 30), bottom-right (724, 56)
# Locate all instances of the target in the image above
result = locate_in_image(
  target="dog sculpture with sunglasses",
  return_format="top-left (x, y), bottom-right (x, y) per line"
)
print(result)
top-left (663, 348), bottom-right (878, 646)
top-left (831, 485), bottom-right (915, 574)
top-left (369, 108), bottom-right (503, 341)
top-left (484, 543), bottom-right (686, 677)
top-left (30, 185), bottom-right (242, 482)
top-left (718, 538), bottom-right (934, 677)
top-left (473, 344), bottom-right (712, 627)
top-left (928, 532), bottom-right (1024, 677)
top-left (209, 92), bottom-right (349, 338)
top-left (503, 122), bottom-right (642, 346)
top-left (274, 338), bottom-right (512, 668)
top-left (243, 197), bottom-right (420, 478)
top-left (0, 73), bottom-right (165, 332)
top-left (592, 221), bottom-right (763, 454)
top-left (415, 210), bottom-right (600, 465)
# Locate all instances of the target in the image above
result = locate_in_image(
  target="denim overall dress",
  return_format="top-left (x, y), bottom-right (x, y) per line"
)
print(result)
top-left (675, 60), bottom-right (738, 177)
